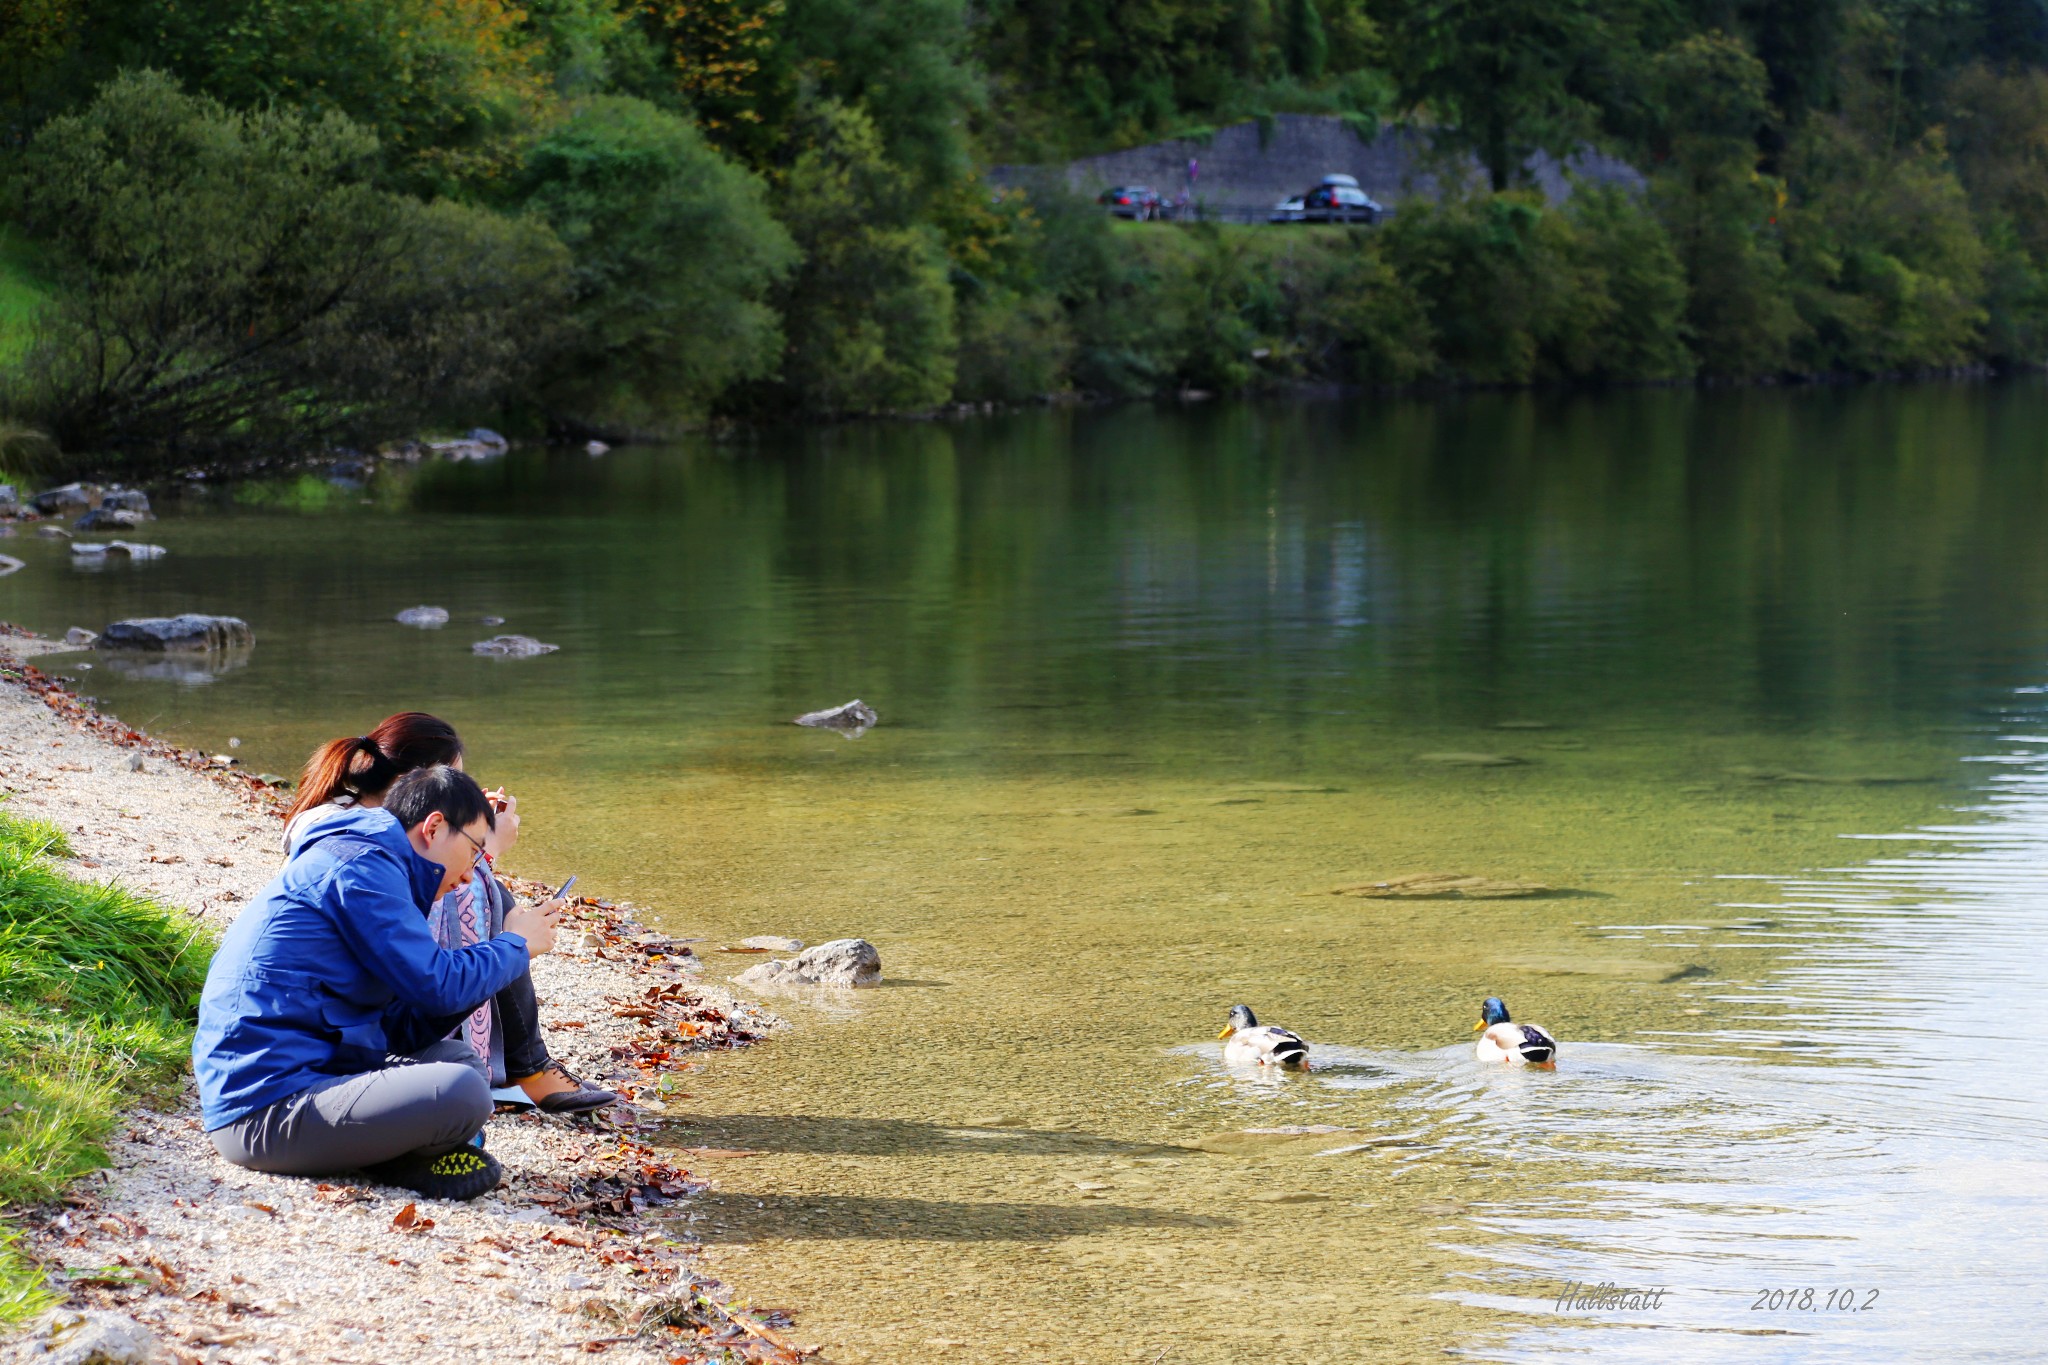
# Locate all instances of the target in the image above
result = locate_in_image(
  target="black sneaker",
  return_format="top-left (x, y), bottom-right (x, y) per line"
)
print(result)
top-left (367, 1145), bottom-right (504, 1201)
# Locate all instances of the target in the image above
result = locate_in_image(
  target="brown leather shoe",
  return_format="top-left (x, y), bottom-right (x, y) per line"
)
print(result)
top-left (526, 1060), bottom-right (620, 1116)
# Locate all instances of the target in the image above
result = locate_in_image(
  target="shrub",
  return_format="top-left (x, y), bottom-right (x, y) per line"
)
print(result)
top-left (1559, 186), bottom-right (1695, 382)
top-left (513, 96), bottom-right (797, 433)
top-left (952, 287), bottom-right (1074, 403)
top-left (2, 71), bottom-right (571, 458)
top-left (1781, 118), bottom-right (1988, 374)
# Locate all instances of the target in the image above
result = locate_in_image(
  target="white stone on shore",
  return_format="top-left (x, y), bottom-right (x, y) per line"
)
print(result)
top-left (14, 1309), bottom-right (156, 1364)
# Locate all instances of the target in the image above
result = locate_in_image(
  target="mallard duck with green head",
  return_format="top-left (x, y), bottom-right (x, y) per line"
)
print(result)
top-left (1217, 1004), bottom-right (1309, 1069)
top-left (1473, 996), bottom-right (1558, 1066)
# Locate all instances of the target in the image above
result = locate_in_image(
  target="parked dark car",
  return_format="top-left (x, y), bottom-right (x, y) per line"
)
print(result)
top-left (1274, 174), bottom-right (1384, 224)
top-left (1099, 185), bottom-right (1165, 220)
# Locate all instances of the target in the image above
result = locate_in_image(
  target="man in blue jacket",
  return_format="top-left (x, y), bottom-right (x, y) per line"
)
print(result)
top-left (195, 764), bottom-right (563, 1199)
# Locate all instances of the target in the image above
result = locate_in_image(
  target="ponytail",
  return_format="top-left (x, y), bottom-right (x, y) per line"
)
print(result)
top-left (283, 736), bottom-right (397, 824)
top-left (282, 712), bottom-right (463, 825)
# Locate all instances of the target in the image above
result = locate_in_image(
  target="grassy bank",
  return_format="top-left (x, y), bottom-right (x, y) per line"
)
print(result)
top-left (0, 809), bottom-right (212, 1323)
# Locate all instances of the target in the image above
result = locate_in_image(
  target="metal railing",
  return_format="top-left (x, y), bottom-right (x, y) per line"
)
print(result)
top-left (1110, 202), bottom-right (1387, 226)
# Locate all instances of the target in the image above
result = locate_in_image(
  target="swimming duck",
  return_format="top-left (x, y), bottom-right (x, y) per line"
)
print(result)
top-left (1217, 1004), bottom-right (1310, 1069)
top-left (1473, 997), bottom-right (1558, 1066)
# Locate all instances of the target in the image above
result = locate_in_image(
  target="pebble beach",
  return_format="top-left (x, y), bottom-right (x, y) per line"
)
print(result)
top-left (0, 633), bottom-right (811, 1365)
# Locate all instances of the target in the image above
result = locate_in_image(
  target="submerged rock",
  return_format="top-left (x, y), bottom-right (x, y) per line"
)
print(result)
top-left (1330, 873), bottom-right (1559, 899)
top-left (585, 440), bottom-right (610, 456)
top-left (472, 634), bottom-right (558, 657)
top-left (734, 937), bottom-right (881, 990)
top-left (1415, 752), bottom-right (1526, 767)
top-left (1192, 1126), bottom-right (1384, 1157)
top-left (99, 488), bottom-right (151, 514)
top-left (739, 935), bottom-right (804, 952)
top-left (1728, 764), bottom-right (1935, 786)
top-left (0, 555), bottom-right (22, 577)
top-left (97, 614), bottom-right (251, 652)
top-left (794, 699), bottom-right (877, 738)
top-left (395, 605), bottom-right (450, 628)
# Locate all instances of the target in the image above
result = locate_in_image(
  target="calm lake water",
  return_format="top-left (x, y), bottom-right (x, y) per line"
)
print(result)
top-left (8, 384), bottom-right (2048, 1360)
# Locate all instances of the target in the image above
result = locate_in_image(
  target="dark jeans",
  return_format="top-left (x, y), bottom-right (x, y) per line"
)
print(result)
top-left (496, 965), bottom-right (550, 1081)
top-left (210, 1039), bottom-right (490, 1175)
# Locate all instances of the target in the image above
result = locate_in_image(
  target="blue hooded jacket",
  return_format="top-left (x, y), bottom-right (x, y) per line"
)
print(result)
top-left (193, 805), bottom-right (530, 1130)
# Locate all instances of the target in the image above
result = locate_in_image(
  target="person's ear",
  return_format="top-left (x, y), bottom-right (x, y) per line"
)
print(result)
top-left (420, 811), bottom-right (444, 842)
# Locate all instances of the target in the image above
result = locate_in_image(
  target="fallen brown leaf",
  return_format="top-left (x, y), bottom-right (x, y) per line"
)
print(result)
top-left (391, 1202), bottom-right (435, 1232)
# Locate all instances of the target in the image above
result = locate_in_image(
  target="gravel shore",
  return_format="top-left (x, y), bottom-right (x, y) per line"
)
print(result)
top-left (0, 636), bottom-right (808, 1365)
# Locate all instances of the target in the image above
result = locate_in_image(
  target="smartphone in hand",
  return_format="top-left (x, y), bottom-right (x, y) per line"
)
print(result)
top-left (553, 875), bottom-right (577, 902)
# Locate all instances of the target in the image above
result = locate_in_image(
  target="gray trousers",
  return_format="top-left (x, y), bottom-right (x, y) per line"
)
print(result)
top-left (209, 1039), bottom-right (491, 1175)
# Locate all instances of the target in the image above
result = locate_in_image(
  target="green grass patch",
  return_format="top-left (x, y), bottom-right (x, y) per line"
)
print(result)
top-left (0, 230), bottom-right (50, 370)
top-left (0, 809), bottom-right (213, 1325)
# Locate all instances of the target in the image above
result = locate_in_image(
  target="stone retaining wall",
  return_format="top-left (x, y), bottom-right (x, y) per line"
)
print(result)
top-left (989, 114), bottom-right (1644, 213)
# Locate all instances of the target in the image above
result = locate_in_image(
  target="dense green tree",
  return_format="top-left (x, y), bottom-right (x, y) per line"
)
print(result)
top-left (1285, 0), bottom-right (1329, 80)
top-left (513, 96), bottom-right (796, 433)
top-left (766, 102), bottom-right (957, 413)
top-left (3, 71), bottom-right (570, 453)
top-left (781, 0), bottom-right (983, 188)
top-left (2, 0), bottom-right (551, 190)
top-left (1781, 116), bottom-right (1987, 372)
top-left (1646, 32), bottom-right (1801, 374)
top-left (1383, 0), bottom-right (1610, 191)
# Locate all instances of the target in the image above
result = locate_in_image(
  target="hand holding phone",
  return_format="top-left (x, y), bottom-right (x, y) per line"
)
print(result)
top-left (554, 875), bottom-right (577, 901)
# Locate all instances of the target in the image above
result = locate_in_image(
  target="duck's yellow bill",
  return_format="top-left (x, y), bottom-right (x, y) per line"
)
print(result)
top-left (1472, 1021), bottom-right (1485, 1031)
top-left (1216, 1026), bottom-right (1235, 1039)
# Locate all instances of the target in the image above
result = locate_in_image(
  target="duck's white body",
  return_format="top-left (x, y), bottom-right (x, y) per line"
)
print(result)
top-left (1476, 1021), bottom-right (1558, 1065)
top-left (1223, 1024), bottom-right (1310, 1069)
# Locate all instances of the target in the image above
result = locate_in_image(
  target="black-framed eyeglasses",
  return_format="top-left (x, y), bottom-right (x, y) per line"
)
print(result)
top-left (453, 825), bottom-right (488, 863)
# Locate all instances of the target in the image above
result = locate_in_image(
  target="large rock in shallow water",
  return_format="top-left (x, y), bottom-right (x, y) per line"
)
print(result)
top-left (73, 507), bottom-right (148, 531)
top-left (97, 614), bottom-right (252, 652)
top-left (734, 937), bottom-right (881, 990)
top-left (794, 699), bottom-right (877, 737)
top-left (31, 482), bottom-right (100, 514)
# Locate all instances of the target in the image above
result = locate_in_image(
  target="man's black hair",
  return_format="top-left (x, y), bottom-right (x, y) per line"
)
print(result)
top-left (384, 764), bottom-right (495, 836)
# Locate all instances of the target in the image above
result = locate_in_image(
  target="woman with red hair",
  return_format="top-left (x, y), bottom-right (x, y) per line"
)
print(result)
top-left (284, 713), bottom-right (615, 1115)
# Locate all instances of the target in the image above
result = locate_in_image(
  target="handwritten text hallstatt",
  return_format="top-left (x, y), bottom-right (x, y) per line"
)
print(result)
top-left (1554, 1282), bottom-right (1670, 1312)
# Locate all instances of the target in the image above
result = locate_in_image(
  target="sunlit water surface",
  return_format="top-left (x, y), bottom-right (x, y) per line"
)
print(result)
top-left (7, 385), bottom-right (2048, 1360)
